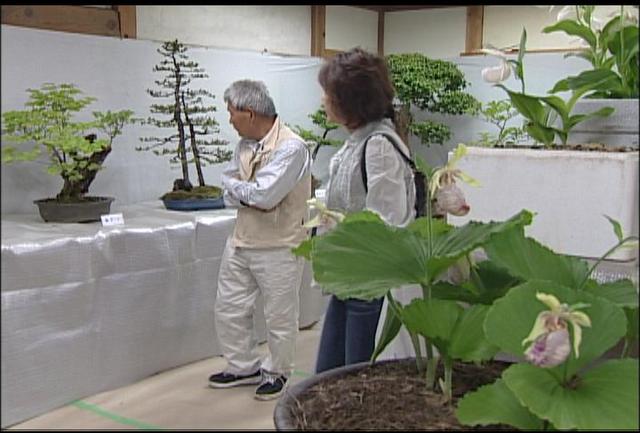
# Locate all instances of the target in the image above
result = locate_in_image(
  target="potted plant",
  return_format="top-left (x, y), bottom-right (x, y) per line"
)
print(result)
top-left (451, 5), bottom-right (639, 262)
top-left (138, 39), bottom-right (232, 211)
top-left (468, 99), bottom-right (529, 148)
top-left (1, 82), bottom-right (134, 223)
top-left (274, 179), bottom-right (639, 429)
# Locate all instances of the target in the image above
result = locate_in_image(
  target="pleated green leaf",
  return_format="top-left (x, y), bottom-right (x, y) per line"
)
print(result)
top-left (483, 228), bottom-right (589, 289)
top-left (304, 209), bottom-right (533, 301)
top-left (503, 360), bottom-right (639, 430)
top-left (484, 281), bottom-right (627, 377)
top-left (456, 377), bottom-right (544, 430)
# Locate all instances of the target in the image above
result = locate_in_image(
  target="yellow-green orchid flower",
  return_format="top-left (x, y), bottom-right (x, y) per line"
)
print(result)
top-left (522, 292), bottom-right (591, 368)
top-left (429, 143), bottom-right (481, 199)
top-left (304, 198), bottom-right (345, 229)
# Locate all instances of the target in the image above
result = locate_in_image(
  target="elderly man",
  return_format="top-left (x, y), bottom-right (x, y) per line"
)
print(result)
top-left (208, 79), bottom-right (312, 401)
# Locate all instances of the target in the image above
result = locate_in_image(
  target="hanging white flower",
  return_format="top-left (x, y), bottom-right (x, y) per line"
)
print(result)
top-left (480, 48), bottom-right (512, 84)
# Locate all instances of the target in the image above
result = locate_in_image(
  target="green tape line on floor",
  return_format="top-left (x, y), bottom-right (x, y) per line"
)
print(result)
top-left (72, 400), bottom-right (164, 430)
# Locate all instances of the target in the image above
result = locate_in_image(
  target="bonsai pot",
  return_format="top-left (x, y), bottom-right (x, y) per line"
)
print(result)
top-left (161, 196), bottom-right (225, 211)
top-left (34, 196), bottom-right (114, 223)
top-left (273, 358), bottom-right (510, 430)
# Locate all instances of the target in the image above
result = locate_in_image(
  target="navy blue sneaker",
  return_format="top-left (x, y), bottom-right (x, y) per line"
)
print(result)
top-left (254, 372), bottom-right (287, 401)
top-left (208, 370), bottom-right (262, 388)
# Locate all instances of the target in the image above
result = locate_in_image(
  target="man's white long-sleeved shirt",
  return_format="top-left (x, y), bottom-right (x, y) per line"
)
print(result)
top-left (222, 120), bottom-right (311, 210)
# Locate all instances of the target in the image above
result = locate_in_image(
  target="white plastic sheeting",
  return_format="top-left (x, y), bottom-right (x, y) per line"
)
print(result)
top-left (1, 201), bottom-right (324, 427)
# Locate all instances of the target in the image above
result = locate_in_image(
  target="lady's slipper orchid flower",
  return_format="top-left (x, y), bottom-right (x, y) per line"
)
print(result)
top-left (434, 183), bottom-right (470, 217)
top-left (480, 48), bottom-right (512, 84)
top-left (304, 198), bottom-right (344, 229)
top-left (429, 144), bottom-right (478, 217)
top-left (522, 292), bottom-right (592, 368)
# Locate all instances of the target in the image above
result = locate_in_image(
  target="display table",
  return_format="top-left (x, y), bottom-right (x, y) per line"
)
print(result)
top-left (1, 201), bottom-right (324, 427)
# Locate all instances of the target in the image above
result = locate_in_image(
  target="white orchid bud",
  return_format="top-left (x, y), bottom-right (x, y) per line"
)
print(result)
top-left (556, 5), bottom-right (576, 22)
top-left (434, 183), bottom-right (470, 217)
top-left (481, 62), bottom-right (512, 83)
top-left (525, 328), bottom-right (572, 368)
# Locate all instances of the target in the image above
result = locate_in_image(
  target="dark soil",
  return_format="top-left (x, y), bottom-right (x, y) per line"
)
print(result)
top-left (287, 359), bottom-right (514, 431)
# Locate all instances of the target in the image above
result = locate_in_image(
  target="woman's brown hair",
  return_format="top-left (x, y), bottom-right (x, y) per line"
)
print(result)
top-left (318, 47), bottom-right (396, 129)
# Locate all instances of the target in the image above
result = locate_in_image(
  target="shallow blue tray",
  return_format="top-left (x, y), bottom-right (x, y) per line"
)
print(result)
top-left (162, 197), bottom-right (225, 211)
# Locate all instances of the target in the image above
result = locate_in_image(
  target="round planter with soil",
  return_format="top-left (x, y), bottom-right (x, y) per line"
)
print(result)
top-left (274, 358), bottom-right (513, 431)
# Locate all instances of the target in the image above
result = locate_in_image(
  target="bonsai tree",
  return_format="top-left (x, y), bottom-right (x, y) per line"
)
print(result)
top-left (139, 39), bottom-right (231, 201)
top-left (291, 108), bottom-right (342, 157)
top-left (1, 82), bottom-right (134, 203)
top-left (386, 53), bottom-right (481, 145)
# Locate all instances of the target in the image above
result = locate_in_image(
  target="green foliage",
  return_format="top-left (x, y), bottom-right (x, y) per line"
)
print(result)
top-left (295, 174), bottom-right (639, 429)
top-left (1, 83), bottom-right (134, 201)
top-left (543, 5), bottom-right (639, 99)
top-left (386, 53), bottom-right (480, 146)
top-left (493, 29), bottom-right (616, 147)
top-left (469, 100), bottom-right (529, 147)
top-left (139, 39), bottom-right (231, 191)
top-left (290, 108), bottom-right (342, 150)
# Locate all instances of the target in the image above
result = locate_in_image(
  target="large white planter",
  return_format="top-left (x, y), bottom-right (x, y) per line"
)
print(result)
top-left (449, 147), bottom-right (639, 262)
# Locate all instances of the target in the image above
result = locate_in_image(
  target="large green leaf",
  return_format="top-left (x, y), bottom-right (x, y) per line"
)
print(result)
top-left (503, 359), bottom-right (639, 430)
top-left (305, 211), bottom-right (428, 300)
top-left (430, 259), bottom-right (520, 305)
top-left (401, 300), bottom-right (498, 362)
top-left (496, 85), bottom-right (546, 124)
top-left (584, 278), bottom-right (639, 308)
top-left (551, 69), bottom-right (622, 94)
top-left (449, 304), bottom-right (499, 362)
top-left (304, 210), bottom-right (532, 301)
top-left (456, 378), bottom-right (544, 430)
top-left (427, 210), bottom-right (533, 278)
top-left (483, 228), bottom-right (589, 288)
top-left (371, 295), bottom-right (404, 362)
top-left (401, 298), bottom-right (463, 356)
top-left (543, 20), bottom-right (597, 49)
top-left (484, 282), bottom-right (627, 377)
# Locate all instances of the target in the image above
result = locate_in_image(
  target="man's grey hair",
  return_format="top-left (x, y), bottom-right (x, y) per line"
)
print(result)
top-left (223, 79), bottom-right (277, 117)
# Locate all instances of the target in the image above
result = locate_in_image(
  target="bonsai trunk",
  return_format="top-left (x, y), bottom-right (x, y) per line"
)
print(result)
top-left (181, 93), bottom-right (205, 187)
top-left (395, 103), bottom-right (412, 145)
top-left (57, 136), bottom-right (111, 202)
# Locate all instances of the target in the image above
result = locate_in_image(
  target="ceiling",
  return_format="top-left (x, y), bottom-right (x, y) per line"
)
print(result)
top-left (352, 5), bottom-right (462, 13)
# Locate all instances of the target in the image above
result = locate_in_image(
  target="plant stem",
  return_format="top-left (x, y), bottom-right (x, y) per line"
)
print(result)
top-left (442, 356), bottom-right (453, 402)
top-left (578, 236), bottom-right (639, 289)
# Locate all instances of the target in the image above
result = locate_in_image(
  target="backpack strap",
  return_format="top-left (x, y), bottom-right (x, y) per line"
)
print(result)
top-left (360, 133), bottom-right (415, 193)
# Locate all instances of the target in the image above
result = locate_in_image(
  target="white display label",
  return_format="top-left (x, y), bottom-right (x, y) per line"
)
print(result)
top-left (314, 189), bottom-right (326, 199)
top-left (101, 213), bottom-right (125, 226)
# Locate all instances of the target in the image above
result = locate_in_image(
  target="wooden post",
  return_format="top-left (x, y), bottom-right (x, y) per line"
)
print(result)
top-left (114, 5), bottom-right (136, 39)
top-left (465, 5), bottom-right (484, 54)
top-left (377, 11), bottom-right (385, 57)
top-left (311, 5), bottom-right (326, 57)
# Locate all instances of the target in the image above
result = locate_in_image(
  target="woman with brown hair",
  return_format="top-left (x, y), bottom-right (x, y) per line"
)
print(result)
top-left (314, 47), bottom-right (416, 373)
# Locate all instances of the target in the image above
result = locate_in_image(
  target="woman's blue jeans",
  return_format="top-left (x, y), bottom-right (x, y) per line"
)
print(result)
top-left (315, 295), bottom-right (384, 373)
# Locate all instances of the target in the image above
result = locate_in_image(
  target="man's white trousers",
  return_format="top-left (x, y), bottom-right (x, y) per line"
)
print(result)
top-left (214, 238), bottom-right (304, 377)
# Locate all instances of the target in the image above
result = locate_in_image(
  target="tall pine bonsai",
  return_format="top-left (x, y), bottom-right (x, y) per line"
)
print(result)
top-left (139, 39), bottom-right (231, 199)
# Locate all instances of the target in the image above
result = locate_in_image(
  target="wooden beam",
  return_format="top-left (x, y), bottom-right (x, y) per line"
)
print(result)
top-left (310, 5), bottom-right (326, 58)
top-left (354, 5), bottom-right (458, 13)
top-left (465, 6), bottom-right (484, 54)
top-left (377, 11), bottom-right (385, 57)
top-left (1, 5), bottom-right (120, 38)
top-left (114, 5), bottom-right (136, 39)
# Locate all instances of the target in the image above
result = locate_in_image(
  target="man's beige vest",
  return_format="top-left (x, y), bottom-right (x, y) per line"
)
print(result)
top-left (232, 120), bottom-right (311, 248)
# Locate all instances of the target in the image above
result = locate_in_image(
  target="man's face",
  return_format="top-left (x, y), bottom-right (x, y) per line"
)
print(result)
top-left (227, 103), bottom-right (253, 138)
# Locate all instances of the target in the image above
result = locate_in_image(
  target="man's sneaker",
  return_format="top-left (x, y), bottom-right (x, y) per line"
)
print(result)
top-left (254, 373), bottom-right (288, 401)
top-left (208, 370), bottom-right (262, 388)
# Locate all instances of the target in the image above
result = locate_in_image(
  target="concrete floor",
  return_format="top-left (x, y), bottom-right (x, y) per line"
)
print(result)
top-left (7, 324), bottom-right (322, 430)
